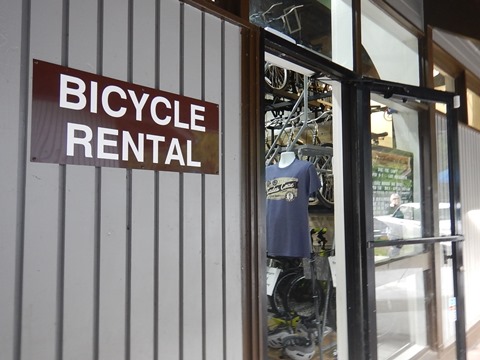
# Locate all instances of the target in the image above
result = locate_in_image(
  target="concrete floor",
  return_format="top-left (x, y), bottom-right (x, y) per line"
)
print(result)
top-left (468, 341), bottom-right (480, 360)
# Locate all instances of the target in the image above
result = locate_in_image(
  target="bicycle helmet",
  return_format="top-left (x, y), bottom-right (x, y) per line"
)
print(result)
top-left (268, 313), bottom-right (301, 330)
top-left (296, 318), bottom-right (332, 342)
top-left (267, 324), bottom-right (294, 349)
top-left (282, 335), bottom-right (316, 360)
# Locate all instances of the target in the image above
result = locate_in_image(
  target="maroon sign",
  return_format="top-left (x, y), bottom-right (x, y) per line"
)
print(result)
top-left (31, 59), bottom-right (219, 174)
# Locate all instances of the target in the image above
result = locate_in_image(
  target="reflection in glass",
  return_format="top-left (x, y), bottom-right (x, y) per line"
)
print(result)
top-left (435, 112), bottom-right (452, 237)
top-left (361, 0), bottom-right (419, 86)
top-left (250, 1), bottom-right (332, 56)
top-left (433, 67), bottom-right (455, 114)
top-left (439, 242), bottom-right (456, 346)
top-left (467, 88), bottom-right (480, 131)
top-left (251, 1), bottom-right (354, 67)
top-left (371, 98), bottom-right (459, 358)
top-left (371, 96), bottom-right (424, 258)
top-left (375, 265), bottom-right (427, 359)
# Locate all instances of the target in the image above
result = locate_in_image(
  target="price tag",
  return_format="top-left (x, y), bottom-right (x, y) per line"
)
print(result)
top-left (449, 297), bottom-right (457, 322)
top-left (266, 267), bottom-right (281, 296)
top-left (328, 256), bottom-right (337, 288)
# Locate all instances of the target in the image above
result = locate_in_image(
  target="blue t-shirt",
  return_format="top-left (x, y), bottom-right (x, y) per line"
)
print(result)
top-left (265, 159), bottom-right (321, 258)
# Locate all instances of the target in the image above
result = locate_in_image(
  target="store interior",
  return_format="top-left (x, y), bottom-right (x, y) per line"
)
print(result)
top-left (263, 60), bottom-right (337, 360)
top-left (263, 58), bottom-right (439, 359)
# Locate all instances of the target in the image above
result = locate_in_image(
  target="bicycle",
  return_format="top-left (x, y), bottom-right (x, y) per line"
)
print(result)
top-left (267, 229), bottom-right (334, 320)
top-left (371, 131), bottom-right (388, 145)
top-left (283, 229), bottom-right (333, 319)
top-left (267, 256), bottom-right (303, 316)
top-left (267, 228), bottom-right (337, 359)
top-left (265, 112), bottom-right (334, 209)
top-left (250, 3), bottom-right (304, 36)
top-left (265, 62), bottom-right (289, 91)
top-left (296, 111), bottom-right (334, 208)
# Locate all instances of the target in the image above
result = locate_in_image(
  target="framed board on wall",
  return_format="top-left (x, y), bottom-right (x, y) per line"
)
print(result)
top-left (371, 146), bottom-right (413, 217)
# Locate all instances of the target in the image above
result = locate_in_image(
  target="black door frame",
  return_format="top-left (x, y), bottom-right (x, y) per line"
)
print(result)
top-left (343, 78), bottom-right (466, 360)
top-left (264, 31), bottom-right (466, 359)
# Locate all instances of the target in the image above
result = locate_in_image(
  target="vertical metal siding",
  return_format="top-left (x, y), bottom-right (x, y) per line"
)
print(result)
top-left (0, 1), bottom-right (243, 360)
top-left (223, 21), bottom-right (243, 360)
top-left (157, 1), bottom-right (182, 358)
top-left (458, 124), bottom-right (480, 329)
top-left (100, 1), bottom-right (129, 359)
top-left (0, 1), bottom-right (24, 360)
top-left (182, 5), bottom-right (204, 359)
top-left (203, 14), bottom-right (224, 360)
top-left (436, 117), bottom-right (480, 332)
top-left (64, 1), bottom-right (98, 359)
top-left (131, 0), bottom-right (156, 359)
top-left (23, 2), bottom-right (63, 360)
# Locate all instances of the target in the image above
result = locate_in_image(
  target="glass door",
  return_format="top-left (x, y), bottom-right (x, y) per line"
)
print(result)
top-left (361, 83), bottom-right (465, 359)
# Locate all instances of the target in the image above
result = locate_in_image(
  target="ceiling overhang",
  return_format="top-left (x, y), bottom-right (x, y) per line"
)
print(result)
top-left (424, 0), bottom-right (480, 43)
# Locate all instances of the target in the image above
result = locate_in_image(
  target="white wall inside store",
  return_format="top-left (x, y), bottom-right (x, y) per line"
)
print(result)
top-left (361, 0), bottom-right (420, 86)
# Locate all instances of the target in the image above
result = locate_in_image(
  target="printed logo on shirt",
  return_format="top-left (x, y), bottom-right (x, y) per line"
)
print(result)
top-left (266, 177), bottom-right (298, 201)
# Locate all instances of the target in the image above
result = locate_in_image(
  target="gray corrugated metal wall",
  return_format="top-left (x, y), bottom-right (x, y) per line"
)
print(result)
top-left (458, 124), bottom-right (480, 330)
top-left (435, 113), bottom-right (449, 204)
top-left (435, 117), bottom-right (480, 334)
top-left (0, 1), bottom-right (244, 359)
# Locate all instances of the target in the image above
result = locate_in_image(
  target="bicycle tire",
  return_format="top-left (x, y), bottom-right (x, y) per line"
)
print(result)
top-left (314, 143), bottom-right (334, 209)
top-left (268, 269), bottom-right (300, 315)
top-left (284, 274), bottom-right (323, 318)
top-left (264, 63), bottom-right (288, 91)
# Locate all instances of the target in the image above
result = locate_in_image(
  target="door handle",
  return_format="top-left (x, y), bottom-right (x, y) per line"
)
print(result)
top-left (443, 247), bottom-right (453, 265)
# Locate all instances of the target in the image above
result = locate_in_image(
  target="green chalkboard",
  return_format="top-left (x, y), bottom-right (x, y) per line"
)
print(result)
top-left (372, 146), bottom-right (413, 216)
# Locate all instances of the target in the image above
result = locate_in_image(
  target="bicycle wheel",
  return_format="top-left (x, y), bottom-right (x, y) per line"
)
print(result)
top-left (268, 270), bottom-right (300, 315)
top-left (284, 274), bottom-right (323, 318)
top-left (264, 63), bottom-right (288, 91)
top-left (314, 143), bottom-right (334, 209)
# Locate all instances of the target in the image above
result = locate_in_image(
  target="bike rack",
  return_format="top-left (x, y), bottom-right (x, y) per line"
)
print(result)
top-left (286, 74), bottom-right (310, 152)
top-left (265, 74), bottom-right (334, 165)
top-left (265, 89), bottom-right (305, 165)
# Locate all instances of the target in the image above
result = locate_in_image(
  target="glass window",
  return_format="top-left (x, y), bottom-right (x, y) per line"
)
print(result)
top-left (439, 241), bottom-right (456, 347)
top-left (249, 0), bottom-right (353, 69)
top-left (375, 266), bottom-right (428, 359)
top-left (371, 95), bottom-right (424, 258)
top-left (433, 67), bottom-right (455, 114)
top-left (435, 112), bottom-right (452, 237)
top-left (467, 88), bottom-right (480, 131)
top-left (262, 58), bottom-right (339, 360)
top-left (361, 0), bottom-right (419, 86)
top-left (370, 93), bottom-right (456, 359)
